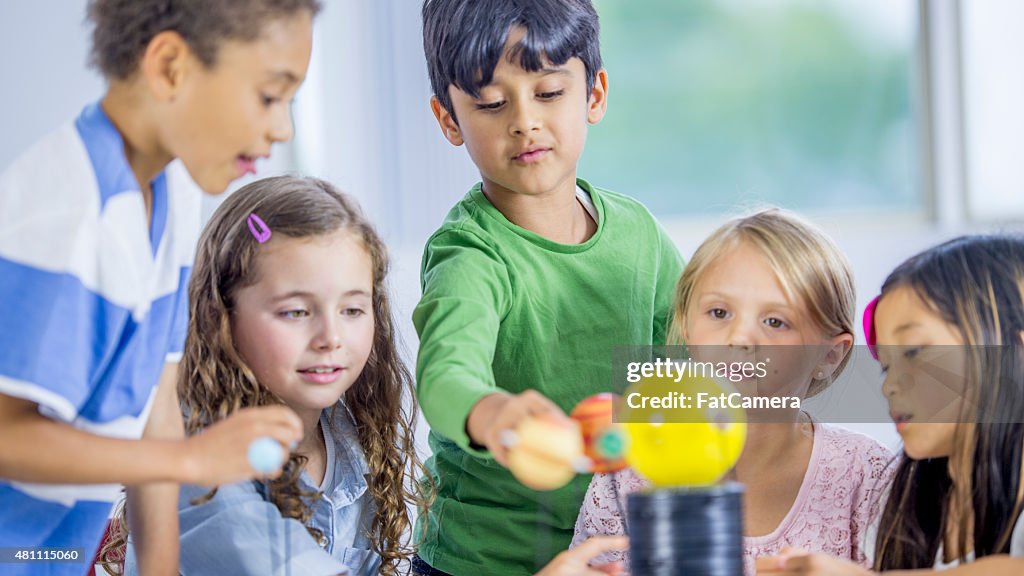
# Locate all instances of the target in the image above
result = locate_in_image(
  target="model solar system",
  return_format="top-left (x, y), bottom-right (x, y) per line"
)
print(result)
top-left (506, 376), bottom-right (747, 575)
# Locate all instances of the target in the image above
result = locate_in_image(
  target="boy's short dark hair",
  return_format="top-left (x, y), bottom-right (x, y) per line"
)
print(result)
top-left (422, 0), bottom-right (602, 119)
top-left (87, 0), bottom-right (322, 80)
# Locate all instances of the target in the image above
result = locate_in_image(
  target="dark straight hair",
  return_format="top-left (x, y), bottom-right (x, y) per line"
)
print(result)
top-left (422, 0), bottom-right (602, 119)
top-left (874, 235), bottom-right (1024, 569)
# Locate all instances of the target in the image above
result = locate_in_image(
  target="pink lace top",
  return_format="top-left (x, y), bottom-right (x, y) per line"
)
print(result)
top-left (571, 423), bottom-right (895, 575)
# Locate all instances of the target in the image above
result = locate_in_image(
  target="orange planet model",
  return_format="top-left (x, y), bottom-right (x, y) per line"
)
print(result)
top-left (570, 393), bottom-right (628, 473)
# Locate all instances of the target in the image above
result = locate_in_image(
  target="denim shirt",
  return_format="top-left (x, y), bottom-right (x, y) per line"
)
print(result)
top-left (125, 404), bottom-right (380, 575)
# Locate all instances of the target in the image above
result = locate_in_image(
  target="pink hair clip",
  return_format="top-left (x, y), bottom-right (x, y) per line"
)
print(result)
top-left (247, 213), bottom-right (272, 244)
top-left (863, 295), bottom-right (879, 360)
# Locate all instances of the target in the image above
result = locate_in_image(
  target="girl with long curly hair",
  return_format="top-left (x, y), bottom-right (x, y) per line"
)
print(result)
top-left (112, 175), bottom-right (432, 575)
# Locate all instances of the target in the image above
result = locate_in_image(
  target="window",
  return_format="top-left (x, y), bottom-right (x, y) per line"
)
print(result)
top-left (583, 0), bottom-right (920, 216)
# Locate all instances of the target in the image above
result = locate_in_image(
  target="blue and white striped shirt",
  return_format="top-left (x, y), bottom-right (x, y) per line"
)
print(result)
top-left (0, 102), bottom-right (201, 575)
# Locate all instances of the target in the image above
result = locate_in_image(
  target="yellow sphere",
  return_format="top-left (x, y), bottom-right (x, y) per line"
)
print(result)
top-left (620, 375), bottom-right (746, 487)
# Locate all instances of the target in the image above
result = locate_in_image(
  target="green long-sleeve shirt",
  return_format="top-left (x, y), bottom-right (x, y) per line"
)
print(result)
top-left (413, 179), bottom-right (684, 575)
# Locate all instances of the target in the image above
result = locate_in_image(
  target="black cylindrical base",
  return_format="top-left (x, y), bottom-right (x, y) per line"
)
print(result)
top-left (627, 483), bottom-right (744, 576)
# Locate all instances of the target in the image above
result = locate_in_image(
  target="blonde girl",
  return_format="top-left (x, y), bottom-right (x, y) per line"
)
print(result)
top-left (574, 208), bottom-right (894, 575)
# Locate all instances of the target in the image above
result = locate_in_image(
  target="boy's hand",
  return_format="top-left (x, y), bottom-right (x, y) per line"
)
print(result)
top-left (467, 390), bottom-right (568, 466)
top-left (536, 536), bottom-right (629, 576)
top-left (180, 406), bottom-right (303, 486)
top-left (755, 548), bottom-right (872, 575)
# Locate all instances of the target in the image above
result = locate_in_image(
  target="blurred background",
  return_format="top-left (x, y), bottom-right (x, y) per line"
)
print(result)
top-left (4, 0), bottom-right (1024, 450)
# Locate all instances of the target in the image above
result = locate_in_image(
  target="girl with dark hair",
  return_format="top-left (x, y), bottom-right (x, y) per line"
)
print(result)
top-left (758, 235), bottom-right (1024, 575)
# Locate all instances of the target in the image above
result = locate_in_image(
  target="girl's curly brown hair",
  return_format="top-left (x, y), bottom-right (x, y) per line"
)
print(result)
top-left (102, 176), bottom-right (432, 574)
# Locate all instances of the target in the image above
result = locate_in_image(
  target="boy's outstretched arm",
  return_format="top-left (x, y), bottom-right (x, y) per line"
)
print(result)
top-left (415, 230), bottom-right (585, 463)
top-left (126, 363), bottom-right (183, 576)
top-left (0, 392), bottom-right (303, 487)
top-left (414, 230), bottom-right (514, 456)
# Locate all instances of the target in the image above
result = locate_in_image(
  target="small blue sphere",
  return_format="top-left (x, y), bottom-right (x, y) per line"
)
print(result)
top-left (248, 437), bottom-right (284, 474)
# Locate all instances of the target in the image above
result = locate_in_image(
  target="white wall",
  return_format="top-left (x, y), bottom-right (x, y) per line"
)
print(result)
top-left (0, 1), bottom-right (103, 169)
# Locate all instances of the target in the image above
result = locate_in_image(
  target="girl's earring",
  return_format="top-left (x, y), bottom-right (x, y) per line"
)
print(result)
top-left (815, 369), bottom-right (826, 380)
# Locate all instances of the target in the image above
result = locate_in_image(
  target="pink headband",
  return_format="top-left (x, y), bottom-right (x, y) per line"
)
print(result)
top-left (863, 295), bottom-right (879, 360)
top-left (247, 213), bottom-right (272, 244)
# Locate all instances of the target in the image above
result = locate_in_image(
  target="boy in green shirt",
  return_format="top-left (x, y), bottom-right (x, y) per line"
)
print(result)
top-left (413, 1), bottom-right (684, 574)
